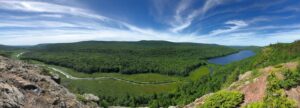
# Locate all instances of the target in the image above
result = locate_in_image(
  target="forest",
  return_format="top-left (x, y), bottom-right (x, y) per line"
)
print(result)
top-left (3, 40), bottom-right (300, 107)
top-left (21, 41), bottom-right (237, 76)
top-left (140, 40), bottom-right (300, 107)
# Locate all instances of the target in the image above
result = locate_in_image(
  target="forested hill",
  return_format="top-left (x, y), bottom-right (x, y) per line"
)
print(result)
top-left (0, 45), bottom-right (20, 57)
top-left (219, 40), bottom-right (300, 87)
top-left (21, 41), bottom-right (237, 76)
top-left (186, 40), bottom-right (300, 108)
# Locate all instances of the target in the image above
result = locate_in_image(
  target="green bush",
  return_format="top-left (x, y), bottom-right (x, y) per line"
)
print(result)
top-left (264, 90), bottom-right (296, 108)
top-left (75, 94), bottom-right (87, 102)
top-left (264, 72), bottom-right (297, 108)
top-left (243, 102), bottom-right (264, 108)
top-left (275, 66), bottom-right (300, 90)
top-left (200, 90), bottom-right (244, 108)
top-left (40, 68), bottom-right (51, 76)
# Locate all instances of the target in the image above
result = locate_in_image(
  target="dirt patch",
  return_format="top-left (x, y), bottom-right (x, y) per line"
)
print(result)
top-left (259, 66), bottom-right (275, 73)
top-left (184, 93), bottom-right (213, 108)
top-left (283, 62), bottom-right (299, 71)
top-left (285, 86), bottom-right (300, 108)
top-left (238, 71), bottom-right (252, 81)
top-left (239, 74), bottom-right (267, 105)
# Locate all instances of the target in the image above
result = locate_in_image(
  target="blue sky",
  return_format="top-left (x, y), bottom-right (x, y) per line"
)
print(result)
top-left (0, 0), bottom-right (300, 46)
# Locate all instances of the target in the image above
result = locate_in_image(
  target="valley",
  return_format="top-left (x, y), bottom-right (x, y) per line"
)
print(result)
top-left (1, 0), bottom-right (300, 108)
top-left (1, 41), bottom-right (258, 107)
top-left (2, 40), bottom-right (300, 107)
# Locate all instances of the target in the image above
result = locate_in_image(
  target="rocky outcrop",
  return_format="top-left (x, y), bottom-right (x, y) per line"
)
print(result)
top-left (0, 82), bottom-right (25, 108)
top-left (184, 93), bottom-right (213, 108)
top-left (186, 62), bottom-right (300, 108)
top-left (285, 86), bottom-right (300, 108)
top-left (0, 56), bottom-right (91, 108)
top-left (83, 94), bottom-right (100, 102)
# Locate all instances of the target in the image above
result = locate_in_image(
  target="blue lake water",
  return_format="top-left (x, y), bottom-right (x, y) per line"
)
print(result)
top-left (208, 50), bottom-right (256, 65)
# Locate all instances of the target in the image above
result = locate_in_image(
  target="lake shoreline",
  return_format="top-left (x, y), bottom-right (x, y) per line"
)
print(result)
top-left (208, 50), bottom-right (256, 65)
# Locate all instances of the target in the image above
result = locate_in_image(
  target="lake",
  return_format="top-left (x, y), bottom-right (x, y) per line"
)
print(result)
top-left (208, 50), bottom-right (256, 65)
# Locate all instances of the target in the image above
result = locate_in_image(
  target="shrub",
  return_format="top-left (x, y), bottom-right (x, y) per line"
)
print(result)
top-left (76, 94), bottom-right (87, 102)
top-left (200, 90), bottom-right (244, 108)
top-left (243, 102), bottom-right (264, 108)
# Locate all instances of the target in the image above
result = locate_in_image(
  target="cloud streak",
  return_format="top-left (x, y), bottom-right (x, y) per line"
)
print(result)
top-left (169, 0), bottom-right (227, 33)
top-left (0, 0), bottom-right (107, 20)
top-left (210, 20), bottom-right (248, 36)
top-left (0, 0), bottom-right (299, 47)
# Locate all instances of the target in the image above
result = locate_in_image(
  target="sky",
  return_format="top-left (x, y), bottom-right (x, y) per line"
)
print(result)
top-left (0, 0), bottom-right (300, 46)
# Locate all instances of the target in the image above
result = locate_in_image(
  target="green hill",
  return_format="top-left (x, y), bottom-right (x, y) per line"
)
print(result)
top-left (190, 40), bottom-right (300, 108)
top-left (21, 41), bottom-right (237, 76)
top-left (155, 40), bottom-right (300, 107)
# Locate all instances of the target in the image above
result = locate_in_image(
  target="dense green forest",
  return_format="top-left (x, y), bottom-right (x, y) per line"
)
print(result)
top-left (144, 40), bottom-right (300, 107)
top-left (21, 41), bottom-right (237, 76)
top-left (200, 90), bottom-right (244, 108)
top-left (0, 45), bottom-right (19, 57)
top-left (3, 40), bottom-right (300, 107)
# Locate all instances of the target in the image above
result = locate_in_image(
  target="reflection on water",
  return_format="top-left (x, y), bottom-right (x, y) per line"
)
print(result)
top-left (208, 50), bottom-right (255, 65)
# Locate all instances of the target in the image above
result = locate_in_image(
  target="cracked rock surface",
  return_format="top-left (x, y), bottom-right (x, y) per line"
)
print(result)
top-left (0, 56), bottom-right (90, 108)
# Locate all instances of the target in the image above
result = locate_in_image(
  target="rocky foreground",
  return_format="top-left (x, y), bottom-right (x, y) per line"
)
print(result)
top-left (0, 56), bottom-right (92, 108)
top-left (185, 62), bottom-right (300, 108)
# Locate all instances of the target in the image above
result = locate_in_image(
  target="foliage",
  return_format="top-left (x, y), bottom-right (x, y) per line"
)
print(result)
top-left (278, 66), bottom-right (300, 89)
top-left (263, 73), bottom-right (297, 108)
top-left (75, 94), bottom-right (87, 102)
top-left (200, 90), bottom-right (244, 108)
top-left (191, 40), bottom-right (300, 108)
top-left (21, 41), bottom-right (237, 76)
top-left (40, 68), bottom-right (52, 76)
top-left (100, 100), bottom-right (109, 108)
top-left (243, 102), bottom-right (264, 108)
top-left (0, 50), bottom-right (13, 57)
top-left (221, 40), bottom-right (300, 88)
top-left (7, 40), bottom-right (300, 107)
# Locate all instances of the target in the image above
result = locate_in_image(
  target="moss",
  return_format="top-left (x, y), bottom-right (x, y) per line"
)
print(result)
top-left (199, 90), bottom-right (244, 108)
top-left (243, 102), bottom-right (264, 108)
top-left (76, 94), bottom-right (87, 102)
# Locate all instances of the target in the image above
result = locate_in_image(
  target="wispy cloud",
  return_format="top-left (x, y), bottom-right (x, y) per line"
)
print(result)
top-left (0, 20), bottom-right (78, 28)
top-left (0, 0), bottom-right (299, 47)
top-left (0, 0), bottom-right (107, 20)
top-left (274, 6), bottom-right (300, 13)
top-left (170, 0), bottom-right (227, 33)
top-left (210, 20), bottom-right (248, 36)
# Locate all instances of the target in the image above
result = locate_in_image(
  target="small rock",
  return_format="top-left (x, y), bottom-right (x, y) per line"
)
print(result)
top-left (83, 93), bottom-right (100, 102)
top-left (51, 74), bottom-right (61, 84)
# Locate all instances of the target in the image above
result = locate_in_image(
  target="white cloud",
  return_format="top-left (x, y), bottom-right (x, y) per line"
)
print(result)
top-left (243, 24), bottom-right (300, 31)
top-left (202, 0), bottom-right (225, 14)
top-left (0, 20), bottom-right (78, 28)
top-left (1, 23), bottom-right (300, 46)
top-left (0, 0), bottom-right (168, 36)
top-left (210, 20), bottom-right (248, 36)
top-left (0, 0), bottom-right (107, 20)
top-left (170, 0), bottom-right (226, 33)
top-left (174, 0), bottom-right (193, 23)
top-left (0, 0), bottom-right (299, 47)
top-left (39, 14), bottom-right (64, 18)
top-left (0, 28), bottom-right (199, 45)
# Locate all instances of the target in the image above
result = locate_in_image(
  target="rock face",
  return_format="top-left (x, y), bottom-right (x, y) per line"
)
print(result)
top-left (184, 93), bottom-right (213, 108)
top-left (0, 56), bottom-right (90, 108)
top-left (0, 82), bottom-right (25, 108)
top-left (285, 86), bottom-right (300, 108)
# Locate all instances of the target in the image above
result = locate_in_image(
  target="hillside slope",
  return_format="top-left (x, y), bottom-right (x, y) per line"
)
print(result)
top-left (187, 61), bottom-right (300, 108)
top-left (21, 41), bottom-right (237, 76)
top-left (0, 56), bottom-right (97, 108)
top-left (186, 41), bottom-right (300, 108)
